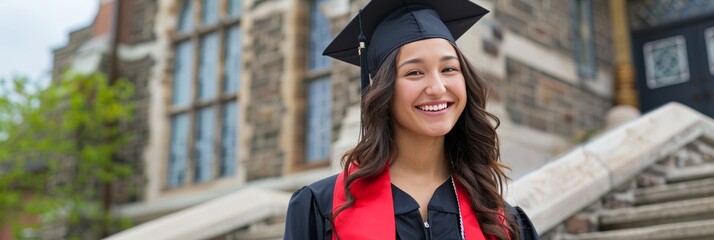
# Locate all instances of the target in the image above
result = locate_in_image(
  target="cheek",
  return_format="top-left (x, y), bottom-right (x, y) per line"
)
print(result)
top-left (393, 81), bottom-right (418, 106)
top-left (451, 77), bottom-right (467, 98)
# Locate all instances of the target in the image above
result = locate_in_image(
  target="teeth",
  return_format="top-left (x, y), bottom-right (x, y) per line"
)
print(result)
top-left (418, 103), bottom-right (448, 111)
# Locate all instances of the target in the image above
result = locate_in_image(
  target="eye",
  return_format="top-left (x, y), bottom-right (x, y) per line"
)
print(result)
top-left (406, 70), bottom-right (423, 76)
top-left (442, 67), bottom-right (458, 73)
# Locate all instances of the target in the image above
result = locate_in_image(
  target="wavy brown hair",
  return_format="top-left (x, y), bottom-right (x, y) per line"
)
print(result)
top-left (333, 41), bottom-right (519, 240)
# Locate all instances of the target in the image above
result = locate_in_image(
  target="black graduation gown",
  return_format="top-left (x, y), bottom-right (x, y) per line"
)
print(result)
top-left (284, 175), bottom-right (540, 240)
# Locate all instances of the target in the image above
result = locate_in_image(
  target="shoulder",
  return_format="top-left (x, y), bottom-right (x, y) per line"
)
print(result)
top-left (505, 202), bottom-right (540, 240)
top-left (288, 174), bottom-right (338, 215)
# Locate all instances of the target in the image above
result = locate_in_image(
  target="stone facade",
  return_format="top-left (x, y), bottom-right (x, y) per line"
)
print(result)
top-left (245, 11), bottom-right (286, 180)
top-left (114, 55), bottom-right (154, 204)
top-left (107, 0), bottom-right (158, 205)
top-left (504, 58), bottom-right (610, 137)
top-left (489, 0), bottom-right (613, 71)
top-left (484, 0), bottom-right (614, 139)
top-left (118, 0), bottom-right (157, 45)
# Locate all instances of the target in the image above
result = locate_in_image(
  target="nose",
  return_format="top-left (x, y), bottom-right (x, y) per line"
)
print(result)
top-left (425, 74), bottom-right (446, 97)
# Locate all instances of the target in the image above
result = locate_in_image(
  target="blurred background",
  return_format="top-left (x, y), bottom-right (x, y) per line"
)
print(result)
top-left (2, 0), bottom-right (714, 239)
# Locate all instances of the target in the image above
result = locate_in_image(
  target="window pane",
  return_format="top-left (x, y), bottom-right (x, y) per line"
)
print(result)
top-left (173, 41), bottom-right (193, 107)
top-left (169, 113), bottom-right (190, 188)
top-left (308, 0), bottom-right (332, 70)
top-left (224, 26), bottom-right (242, 94)
top-left (195, 107), bottom-right (215, 183)
top-left (571, 0), bottom-right (596, 78)
top-left (199, 33), bottom-right (219, 100)
top-left (306, 77), bottom-right (331, 162)
top-left (228, 0), bottom-right (242, 18)
top-left (221, 101), bottom-right (238, 177)
top-left (202, 0), bottom-right (219, 26)
top-left (178, 0), bottom-right (194, 33)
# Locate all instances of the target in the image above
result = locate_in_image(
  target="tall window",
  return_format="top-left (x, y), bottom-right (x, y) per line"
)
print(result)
top-left (169, 0), bottom-right (242, 188)
top-left (571, 0), bottom-right (596, 78)
top-left (308, 0), bottom-right (332, 70)
top-left (304, 0), bottom-right (332, 163)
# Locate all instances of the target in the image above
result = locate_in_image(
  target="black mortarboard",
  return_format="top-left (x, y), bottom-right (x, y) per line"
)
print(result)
top-left (323, 0), bottom-right (489, 92)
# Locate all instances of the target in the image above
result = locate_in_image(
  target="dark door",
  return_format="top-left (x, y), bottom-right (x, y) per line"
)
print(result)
top-left (632, 18), bottom-right (714, 117)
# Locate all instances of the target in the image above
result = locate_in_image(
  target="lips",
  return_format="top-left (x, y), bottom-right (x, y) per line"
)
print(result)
top-left (416, 102), bottom-right (452, 112)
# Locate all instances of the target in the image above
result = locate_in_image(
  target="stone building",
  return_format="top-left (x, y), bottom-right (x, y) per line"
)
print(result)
top-left (48, 0), bottom-right (714, 239)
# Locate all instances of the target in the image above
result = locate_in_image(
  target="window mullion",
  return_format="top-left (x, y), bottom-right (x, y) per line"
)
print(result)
top-left (187, 33), bottom-right (201, 185)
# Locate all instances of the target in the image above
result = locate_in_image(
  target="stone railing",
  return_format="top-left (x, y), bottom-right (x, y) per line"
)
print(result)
top-left (106, 169), bottom-right (333, 240)
top-left (506, 102), bottom-right (714, 233)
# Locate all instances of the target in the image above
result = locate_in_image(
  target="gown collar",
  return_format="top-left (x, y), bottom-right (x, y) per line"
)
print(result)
top-left (332, 165), bottom-right (493, 240)
top-left (391, 179), bottom-right (459, 215)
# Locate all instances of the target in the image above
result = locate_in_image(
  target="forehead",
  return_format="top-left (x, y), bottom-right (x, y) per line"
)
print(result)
top-left (397, 38), bottom-right (458, 63)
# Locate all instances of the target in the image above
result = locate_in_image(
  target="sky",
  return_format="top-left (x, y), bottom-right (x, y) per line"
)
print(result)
top-left (0, 0), bottom-right (99, 85)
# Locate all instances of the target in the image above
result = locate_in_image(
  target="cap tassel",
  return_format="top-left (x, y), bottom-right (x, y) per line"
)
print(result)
top-left (357, 9), bottom-right (369, 93)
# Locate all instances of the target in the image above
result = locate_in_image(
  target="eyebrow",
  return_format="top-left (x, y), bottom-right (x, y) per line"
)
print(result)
top-left (397, 55), bottom-right (459, 70)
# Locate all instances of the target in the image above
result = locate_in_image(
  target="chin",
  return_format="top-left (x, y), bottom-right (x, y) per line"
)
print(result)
top-left (422, 126), bottom-right (456, 137)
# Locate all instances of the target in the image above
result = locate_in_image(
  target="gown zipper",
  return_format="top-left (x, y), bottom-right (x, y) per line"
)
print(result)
top-left (423, 219), bottom-right (431, 240)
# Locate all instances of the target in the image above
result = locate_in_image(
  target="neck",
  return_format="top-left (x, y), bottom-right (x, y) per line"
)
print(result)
top-left (389, 129), bottom-right (450, 181)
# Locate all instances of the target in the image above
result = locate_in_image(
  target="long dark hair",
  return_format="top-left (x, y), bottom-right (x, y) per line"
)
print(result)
top-left (333, 41), bottom-right (519, 240)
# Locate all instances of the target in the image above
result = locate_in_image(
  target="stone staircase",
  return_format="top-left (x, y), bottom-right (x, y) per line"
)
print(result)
top-left (547, 140), bottom-right (714, 240)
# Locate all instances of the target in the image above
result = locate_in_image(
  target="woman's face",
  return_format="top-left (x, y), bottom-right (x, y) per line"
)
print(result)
top-left (390, 38), bottom-right (467, 138)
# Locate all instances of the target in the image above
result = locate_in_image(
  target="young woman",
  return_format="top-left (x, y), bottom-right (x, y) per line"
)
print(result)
top-left (285, 0), bottom-right (539, 239)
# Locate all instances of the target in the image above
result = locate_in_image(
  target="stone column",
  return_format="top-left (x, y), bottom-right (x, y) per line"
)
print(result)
top-left (610, 0), bottom-right (638, 107)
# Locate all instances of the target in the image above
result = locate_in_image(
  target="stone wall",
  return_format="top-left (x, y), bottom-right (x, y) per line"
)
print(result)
top-left (119, 0), bottom-right (157, 44)
top-left (504, 58), bottom-right (610, 137)
top-left (113, 56), bottom-right (154, 204)
top-left (52, 27), bottom-right (93, 81)
top-left (110, 0), bottom-right (157, 205)
top-left (245, 11), bottom-right (286, 180)
top-left (489, 0), bottom-right (613, 71)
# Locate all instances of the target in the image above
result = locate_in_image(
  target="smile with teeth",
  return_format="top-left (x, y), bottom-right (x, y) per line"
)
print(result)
top-left (417, 103), bottom-right (449, 112)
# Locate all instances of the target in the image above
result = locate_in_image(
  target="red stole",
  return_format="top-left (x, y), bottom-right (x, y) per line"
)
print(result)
top-left (332, 166), bottom-right (496, 240)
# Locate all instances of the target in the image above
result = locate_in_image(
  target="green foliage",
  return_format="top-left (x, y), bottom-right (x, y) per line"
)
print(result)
top-left (0, 71), bottom-right (135, 238)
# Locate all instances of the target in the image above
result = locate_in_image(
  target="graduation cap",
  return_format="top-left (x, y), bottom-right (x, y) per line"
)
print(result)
top-left (323, 0), bottom-right (489, 92)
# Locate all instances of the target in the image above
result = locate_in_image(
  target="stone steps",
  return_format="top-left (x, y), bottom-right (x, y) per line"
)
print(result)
top-left (666, 163), bottom-right (714, 183)
top-left (562, 218), bottom-right (714, 240)
top-left (565, 161), bottom-right (714, 240)
top-left (599, 196), bottom-right (714, 230)
top-left (634, 178), bottom-right (714, 205)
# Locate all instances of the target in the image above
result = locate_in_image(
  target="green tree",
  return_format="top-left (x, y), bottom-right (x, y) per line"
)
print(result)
top-left (0, 71), bottom-right (135, 239)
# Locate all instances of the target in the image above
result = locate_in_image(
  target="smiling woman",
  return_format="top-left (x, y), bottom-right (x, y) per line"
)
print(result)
top-left (284, 0), bottom-right (540, 239)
